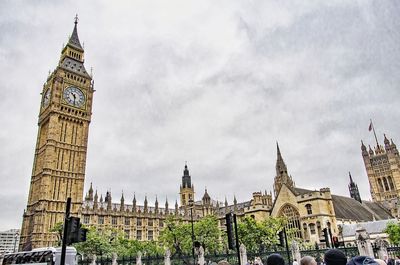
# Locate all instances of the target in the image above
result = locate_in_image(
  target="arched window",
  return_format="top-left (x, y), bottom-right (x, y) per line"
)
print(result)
top-left (278, 204), bottom-right (301, 238)
top-left (388, 176), bottom-right (395, 190)
top-left (316, 221), bottom-right (322, 237)
top-left (303, 223), bottom-right (309, 240)
top-left (305, 204), bottom-right (312, 215)
top-left (309, 223), bottom-right (316, 234)
top-left (378, 178), bottom-right (384, 192)
top-left (383, 177), bottom-right (390, 191)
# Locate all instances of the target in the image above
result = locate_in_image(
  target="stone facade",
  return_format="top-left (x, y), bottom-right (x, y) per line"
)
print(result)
top-left (20, 18), bottom-right (94, 250)
top-left (361, 136), bottom-right (400, 216)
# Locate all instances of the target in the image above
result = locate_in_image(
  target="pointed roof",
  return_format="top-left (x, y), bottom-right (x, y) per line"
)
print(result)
top-left (349, 172), bottom-right (354, 184)
top-left (68, 15), bottom-right (83, 51)
top-left (276, 142), bottom-right (287, 175)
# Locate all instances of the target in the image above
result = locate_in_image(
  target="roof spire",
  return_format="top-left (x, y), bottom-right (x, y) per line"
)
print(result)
top-left (68, 14), bottom-right (83, 50)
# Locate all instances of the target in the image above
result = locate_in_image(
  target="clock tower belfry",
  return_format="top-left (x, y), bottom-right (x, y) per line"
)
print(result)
top-left (20, 17), bottom-right (94, 250)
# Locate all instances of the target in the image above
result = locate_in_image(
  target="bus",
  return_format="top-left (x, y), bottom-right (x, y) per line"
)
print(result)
top-left (2, 247), bottom-right (77, 265)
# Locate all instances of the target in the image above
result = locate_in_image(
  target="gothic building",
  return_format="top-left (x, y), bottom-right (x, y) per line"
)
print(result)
top-left (20, 19), bottom-right (394, 249)
top-left (361, 135), bottom-right (400, 216)
top-left (20, 18), bottom-right (94, 250)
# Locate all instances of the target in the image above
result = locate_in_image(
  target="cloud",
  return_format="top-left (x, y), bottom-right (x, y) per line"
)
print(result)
top-left (0, 1), bottom-right (399, 230)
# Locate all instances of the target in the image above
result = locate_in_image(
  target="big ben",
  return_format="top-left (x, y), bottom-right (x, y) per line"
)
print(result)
top-left (20, 17), bottom-right (94, 250)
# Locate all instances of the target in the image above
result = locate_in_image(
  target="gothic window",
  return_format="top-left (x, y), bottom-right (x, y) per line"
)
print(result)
top-left (148, 219), bottom-right (153, 227)
top-left (302, 223), bottom-right (309, 240)
top-left (278, 204), bottom-right (301, 238)
top-left (124, 230), bottom-right (130, 239)
top-left (309, 223), bottom-right (316, 235)
top-left (83, 215), bottom-right (90, 224)
top-left (112, 217), bottom-right (117, 225)
top-left (316, 221), bottom-right (322, 237)
top-left (383, 177), bottom-right (390, 191)
top-left (125, 218), bottom-right (130, 226)
top-left (159, 219), bottom-right (164, 227)
top-left (137, 218), bottom-right (142, 226)
top-left (136, 230), bottom-right (142, 240)
top-left (378, 178), bottom-right (384, 192)
top-left (148, 230), bottom-right (153, 241)
top-left (388, 176), bottom-right (395, 190)
top-left (305, 204), bottom-right (312, 215)
top-left (98, 216), bottom-right (104, 225)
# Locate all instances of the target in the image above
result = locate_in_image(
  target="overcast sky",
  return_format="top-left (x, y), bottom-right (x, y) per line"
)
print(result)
top-left (0, 0), bottom-right (399, 231)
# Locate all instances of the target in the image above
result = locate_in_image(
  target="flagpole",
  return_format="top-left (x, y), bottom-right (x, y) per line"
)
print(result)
top-left (371, 119), bottom-right (379, 147)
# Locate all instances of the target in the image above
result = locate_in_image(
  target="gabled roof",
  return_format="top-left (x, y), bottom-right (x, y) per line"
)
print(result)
top-left (331, 195), bottom-right (392, 221)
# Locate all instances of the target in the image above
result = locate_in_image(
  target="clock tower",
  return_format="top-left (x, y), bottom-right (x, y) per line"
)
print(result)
top-left (20, 17), bottom-right (94, 250)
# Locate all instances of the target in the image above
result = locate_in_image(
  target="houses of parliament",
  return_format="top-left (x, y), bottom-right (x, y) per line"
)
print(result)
top-left (19, 19), bottom-right (399, 250)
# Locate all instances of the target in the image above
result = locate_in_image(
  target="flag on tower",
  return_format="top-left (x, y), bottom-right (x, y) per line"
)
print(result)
top-left (369, 121), bottom-right (373, 131)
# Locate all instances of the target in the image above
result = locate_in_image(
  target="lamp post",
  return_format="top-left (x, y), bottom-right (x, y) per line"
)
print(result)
top-left (188, 199), bottom-right (195, 265)
top-left (13, 232), bottom-right (19, 253)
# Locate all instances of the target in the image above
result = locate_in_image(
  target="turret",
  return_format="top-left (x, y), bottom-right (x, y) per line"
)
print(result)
top-left (88, 183), bottom-right (94, 201)
top-left (165, 197), bottom-right (169, 214)
top-left (144, 195), bottom-right (148, 213)
top-left (273, 143), bottom-right (295, 197)
top-left (155, 196), bottom-right (159, 214)
top-left (361, 140), bottom-right (368, 157)
top-left (106, 191), bottom-right (112, 211)
top-left (202, 188), bottom-right (211, 205)
top-left (132, 193), bottom-right (136, 212)
top-left (348, 172), bottom-right (362, 203)
top-left (180, 162), bottom-right (195, 207)
top-left (120, 192), bottom-right (125, 211)
top-left (175, 200), bottom-right (179, 215)
top-left (93, 190), bottom-right (98, 209)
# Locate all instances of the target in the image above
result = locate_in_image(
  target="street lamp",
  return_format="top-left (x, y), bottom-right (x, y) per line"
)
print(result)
top-left (188, 199), bottom-right (195, 265)
top-left (13, 232), bottom-right (19, 253)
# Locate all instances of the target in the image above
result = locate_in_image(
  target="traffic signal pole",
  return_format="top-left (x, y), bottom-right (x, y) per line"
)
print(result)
top-left (233, 214), bottom-right (241, 265)
top-left (60, 197), bottom-right (71, 265)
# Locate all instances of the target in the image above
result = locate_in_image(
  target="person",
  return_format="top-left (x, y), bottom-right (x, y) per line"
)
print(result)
top-left (300, 256), bottom-right (317, 265)
top-left (384, 255), bottom-right (395, 265)
top-left (346, 256), bottom-right (378, 265)
top-left (293, 259), bottom-right (299, 265)
top-left (324, 249), bottom-right (347, 265)
top-left (266, 254), bottom-right (285, 265)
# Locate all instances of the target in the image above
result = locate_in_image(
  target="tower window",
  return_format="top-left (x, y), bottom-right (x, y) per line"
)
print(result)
top-left (137, 218), bottom-right (142, 226)
top-left (98, 216), bottom-right (104, 224)
top-left (388, 176), bottom-right (395, 190)
top-left (136, 230), bottom-right (142, 240)
top-left (305, 204), bottom-right (312, 215)
top-left (383, 177), bottom-right (390, 191)
top-left (112, 217), bottom-right (117, 225)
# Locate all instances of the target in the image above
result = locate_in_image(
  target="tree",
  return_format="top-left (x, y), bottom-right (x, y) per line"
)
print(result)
top-left (49, 222), bottom-right (64, 246)
top-left (237, 216), bottom-right (288, 253)
top-left (384, 221), bottom-right (400, 244)
top-left (159, 215), bottom-right (223, 257)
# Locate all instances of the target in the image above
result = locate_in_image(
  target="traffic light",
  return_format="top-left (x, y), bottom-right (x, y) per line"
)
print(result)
top-left (321, 228), bottom-right (330, 248)
top-left (78, 226), bottom-right (88, 242)
top-left (66, 217), bottom-right (80, 244)
top-left (66, 217), bottom-right (88, 244)
top-left (225, 213), bottom-right (235, 250)
top-left (277, 230), bottom-right (285, 247)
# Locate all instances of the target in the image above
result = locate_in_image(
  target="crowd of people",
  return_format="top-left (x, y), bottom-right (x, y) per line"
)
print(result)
top-left (245, 249), bottom-right (400, 265)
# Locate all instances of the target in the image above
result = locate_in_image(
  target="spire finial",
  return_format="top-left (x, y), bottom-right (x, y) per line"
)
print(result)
top-left (74, 14), bottom-right (79, 25)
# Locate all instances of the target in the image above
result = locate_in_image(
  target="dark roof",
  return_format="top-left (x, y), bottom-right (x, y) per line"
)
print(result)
top-left (331, 195), bottom-right (392, 221)
top-left (68, 23), bottom-right (83, 51)
top-left (60, 57), bottom-right (90, 78)
top-left (294, 187), bottom-right (314, 195)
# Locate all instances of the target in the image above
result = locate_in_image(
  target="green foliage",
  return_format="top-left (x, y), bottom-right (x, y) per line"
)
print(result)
top-left (384, 221), bottom-right (400, 244)
top-left (49, 222), bottom-right (64, 246)
top-left (158, 215), bottom-right (223, 256)
top-left (237, 216), bottom-right (289, 252)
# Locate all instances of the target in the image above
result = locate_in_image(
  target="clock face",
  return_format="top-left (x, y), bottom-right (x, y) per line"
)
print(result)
top-left (42, 89), bottom-right (51, 107)
top-left (63, 86), bottom-right (85, 108)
